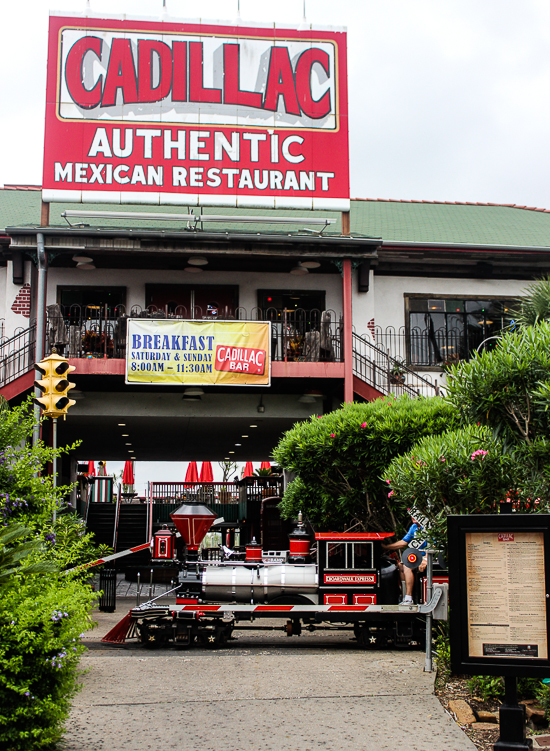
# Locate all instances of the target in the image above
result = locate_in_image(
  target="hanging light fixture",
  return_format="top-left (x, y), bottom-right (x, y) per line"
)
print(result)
top-left (76, 262), bottom-right (96, 270)
top-left (290, 262), bottom-right (309, 276)
top-left (300, 260), bottom-right (321, 269)
top-left (72, 254), bottom-right (93, 263)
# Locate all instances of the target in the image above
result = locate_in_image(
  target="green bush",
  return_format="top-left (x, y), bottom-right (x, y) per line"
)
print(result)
top-left (273, 396), bottom-right (458, 530)
top-left (0, 398), bottom-right (102, 749)
top-left (0, 574), bottom-right (95, 749)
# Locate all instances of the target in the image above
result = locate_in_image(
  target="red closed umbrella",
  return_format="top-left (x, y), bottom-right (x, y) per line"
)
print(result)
top-left (260, 461), bottom-right (271, 471)
top-left (185, 461), bottom-right (199, 483)
top-left (243, 461), bottom-right (254, 478)
top-left (199, 461), bottom-right (214, 482)
top-left (88, 461), bottom-right (96, 476)
top-left (122, 460), bottom-right (135, 485)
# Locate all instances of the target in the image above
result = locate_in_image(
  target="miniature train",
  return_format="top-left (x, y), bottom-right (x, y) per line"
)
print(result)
top-left (106, 501), bottom-right (448, 649)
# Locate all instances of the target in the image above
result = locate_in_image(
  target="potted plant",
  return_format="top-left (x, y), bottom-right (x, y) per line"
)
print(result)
top-left (389, 360), bottom-right (406, 385)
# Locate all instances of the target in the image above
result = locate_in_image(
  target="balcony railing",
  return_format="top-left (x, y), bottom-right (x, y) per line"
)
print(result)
top-left (352, 332), bottom-right (439, 398)
top-left (150, 478), bottom-right (284, 505)
top-left (370, 325), bottom-right (502, 368)
top-left (43, 304), bottom-right (343, 363)
top-left (0, 322), bottom-right (36, 388)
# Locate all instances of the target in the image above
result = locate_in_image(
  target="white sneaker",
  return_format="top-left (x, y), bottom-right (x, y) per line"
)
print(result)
top-left (402, 595), bottom-right (414, 604)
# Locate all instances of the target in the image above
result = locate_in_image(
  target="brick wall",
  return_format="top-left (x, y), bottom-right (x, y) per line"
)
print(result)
top-left (11, 284), bottom-right (31, 318)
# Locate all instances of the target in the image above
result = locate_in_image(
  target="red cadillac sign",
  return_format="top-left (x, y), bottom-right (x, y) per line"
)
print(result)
top-left (42, 14), bottom-right (349, 210)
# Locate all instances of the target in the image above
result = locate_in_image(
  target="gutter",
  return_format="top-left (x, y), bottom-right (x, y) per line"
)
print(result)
top-left (381, 240), bottom-right (550, 253)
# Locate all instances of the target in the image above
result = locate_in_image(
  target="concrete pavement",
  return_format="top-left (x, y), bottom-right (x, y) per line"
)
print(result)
top-left (59, 600), bottom-right (475, 751)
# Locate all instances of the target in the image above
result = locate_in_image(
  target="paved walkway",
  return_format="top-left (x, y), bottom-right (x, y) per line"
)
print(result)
top-left (60, 600), bottom-right (475, 751)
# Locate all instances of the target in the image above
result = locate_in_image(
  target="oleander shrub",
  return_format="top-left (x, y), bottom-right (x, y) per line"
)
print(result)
top-left (273, 396), bottom-right (458, 530)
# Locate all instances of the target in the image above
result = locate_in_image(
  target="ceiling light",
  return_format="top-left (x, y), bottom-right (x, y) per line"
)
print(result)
top-left (290, 262), bottom-right (308, 276)
top-left (241, 435), bottom-right (248, 438)
top-left (76, 262), bottom-right (96, 270)
top-left (122, 434), bottom-right (129, 437)
top-left (249, 424), bottom-right (258, 428)
top-left (188, 256), bottom-right (208, 266)
top-left (299, 390), bottom-right (324, 403)
top-left (300, 260), bottom-right (321, 269)
top-left (72, 254), bottom-right (93, 263)
top-left (235, 443), bottom-right (241, 446)
top-left (183, 387), bottom-right (204, 396)
top-left (125, 443), bottom-right (132, 445)
top-left (118, 424), bottom-right (126, 426)
top-left (229, 451), bottom-right (235, 454)
top-left (184, 266), bottom-right (203, 273)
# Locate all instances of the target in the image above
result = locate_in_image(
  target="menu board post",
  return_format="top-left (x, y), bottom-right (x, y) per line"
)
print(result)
top-left (448, 514), bottom-right (550, 750)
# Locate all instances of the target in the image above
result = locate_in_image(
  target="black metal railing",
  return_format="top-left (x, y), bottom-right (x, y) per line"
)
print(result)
top-left (371, 324), bottom-right (503, 368)
top-left (352, 332), bottom-right (439, 398)
top-left (42, 304), bottom-right (343, 363)
top-left (0, 322), bottom-right (36, 388)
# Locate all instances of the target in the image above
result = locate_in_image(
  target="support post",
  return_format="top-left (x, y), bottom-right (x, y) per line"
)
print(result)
top-left (342, 258), bottom-right (353, 403)
top-left (341, 211), bottom-right (351, 236)
top-left (40, 201), bottom-right (50, 228)
top-left (494, 676), bottom-right (531, 750)
top-left (33, 233), bottom-right (47, 447)
top-left (424, 550), bottom-right (433, 672)
top-left (52, 417), bottom-right (57, 524)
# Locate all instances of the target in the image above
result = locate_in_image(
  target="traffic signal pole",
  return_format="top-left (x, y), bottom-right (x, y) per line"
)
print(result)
top-left (33, 350), bottom-right (76, 522)
top-left (52, 417), bottom-right (57, 524)
top-left (33, 233), bottom-right (47, 447)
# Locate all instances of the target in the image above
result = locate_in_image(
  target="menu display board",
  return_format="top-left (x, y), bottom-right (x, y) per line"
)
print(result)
top-left (466, 532), bottom-right (547, 660)
top-left (449, 515), bottom-right (550, 678)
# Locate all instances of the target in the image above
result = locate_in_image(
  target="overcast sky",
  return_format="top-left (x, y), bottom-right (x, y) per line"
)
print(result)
top-left (2, 0), bottom-right (550, 207)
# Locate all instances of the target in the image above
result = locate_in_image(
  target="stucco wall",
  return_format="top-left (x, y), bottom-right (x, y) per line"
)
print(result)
top-left (45, 267), bottom-right (345, 318)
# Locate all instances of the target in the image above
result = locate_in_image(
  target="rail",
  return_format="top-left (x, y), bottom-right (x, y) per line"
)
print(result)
top-left (0, 322), bottom-right (36, 388)
top-left (41, 304), bottom-right (343, 363)
top-left (371, 324), bottom-right (504, 368)
top-left (352, 332), bottom-right (439, 398)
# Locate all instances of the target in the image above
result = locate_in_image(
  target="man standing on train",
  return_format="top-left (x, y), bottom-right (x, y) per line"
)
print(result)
top-left (381, 512), bottom-right (427, 604)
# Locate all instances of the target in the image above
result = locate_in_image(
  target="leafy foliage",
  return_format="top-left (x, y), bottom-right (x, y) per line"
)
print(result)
top-left (383, 425), bottom-right (550, 550)
top-left (0, 397), bottom-right (105, 749)
top-left (0, 524), bottom-right (56, 585)
top-left (444, 323), bottom-right (550, 445)
top-left (273, 396), bottom-right (458, 530)
top-left (0, 574), bottom-right (95, 750)
top-left (512, 276), bottom-right (550, 327)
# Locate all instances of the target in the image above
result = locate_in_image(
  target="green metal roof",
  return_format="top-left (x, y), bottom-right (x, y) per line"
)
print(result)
top-left (2, 188), bottom-right (550, 248)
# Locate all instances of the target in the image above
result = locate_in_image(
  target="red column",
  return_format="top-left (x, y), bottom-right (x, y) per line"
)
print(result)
top-left (343, 258), bottom-right (353, 403)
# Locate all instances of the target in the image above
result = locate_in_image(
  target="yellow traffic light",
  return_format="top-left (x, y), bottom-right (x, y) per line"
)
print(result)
top-left (34, 353), bottom-right (76, 419)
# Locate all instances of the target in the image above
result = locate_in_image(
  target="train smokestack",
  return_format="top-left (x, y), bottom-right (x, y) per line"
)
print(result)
top-left (170, 502), bottom-right (217, 551)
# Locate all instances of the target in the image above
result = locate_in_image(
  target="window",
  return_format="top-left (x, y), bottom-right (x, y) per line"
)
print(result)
top-left (326, 542), bottom-right (373, 569)
top-left (407, 297), bottom-right (514, 366)
top-left (57, 286), bottom-right (126, 323)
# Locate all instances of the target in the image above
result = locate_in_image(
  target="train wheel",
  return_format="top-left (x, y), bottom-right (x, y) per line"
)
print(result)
top-left (356, 627), bottom-right (388, 649)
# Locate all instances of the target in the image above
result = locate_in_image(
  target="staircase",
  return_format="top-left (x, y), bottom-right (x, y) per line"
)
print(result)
top-left (352, 332), bottom-right (439, 400)
top-left (86, 503), bottom-right (116, 547)
top-left (0, 323), bottom-right (36, 398)
top-left (116, 505), bottom-right (149, 565)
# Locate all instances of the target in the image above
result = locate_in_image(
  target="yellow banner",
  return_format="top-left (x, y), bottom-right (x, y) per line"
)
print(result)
top-left (125, 319), bottom-right (271, 386)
